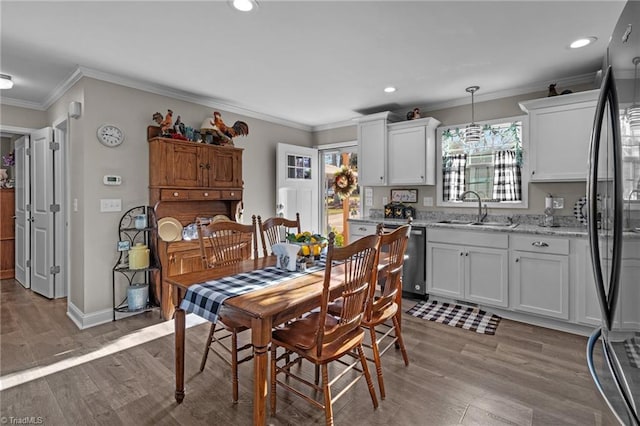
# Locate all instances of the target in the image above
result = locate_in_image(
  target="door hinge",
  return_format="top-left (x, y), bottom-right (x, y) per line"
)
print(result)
top-left (26, 260), bottom-right (31, 268)
top-left (50, 204), bottom-right (60, 213)
top-left (49, 142), bottom-right (60, 151)
top-left (26, 204), bottom-right (31, 212)
top-left (26, 147), bottom-right (31, 156)
top-left (50, 265), bottom-right (60, 275)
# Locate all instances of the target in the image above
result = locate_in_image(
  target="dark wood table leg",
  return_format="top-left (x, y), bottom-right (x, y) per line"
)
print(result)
top-left (174, 306), bottom-right (185, 403)
top-left (251, 316), bottom-right (272, 425)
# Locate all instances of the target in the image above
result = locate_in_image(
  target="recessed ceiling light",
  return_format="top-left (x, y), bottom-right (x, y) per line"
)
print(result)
top-left (0, 74), bottom-right (13, 90)
top-left (570, 37), bottom-right (597, 49)
top-left (384, 87), bottom-right (396, 93)
top-left (232, 0), bottom-right (257, 12)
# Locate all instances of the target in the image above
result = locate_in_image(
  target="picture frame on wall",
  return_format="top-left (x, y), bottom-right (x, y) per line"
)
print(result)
top-left (391, 189), bottom-right (417, 203)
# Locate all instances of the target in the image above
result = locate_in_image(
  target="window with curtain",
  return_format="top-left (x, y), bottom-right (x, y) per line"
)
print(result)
top-left (437, 118), bottom-right (526, 207)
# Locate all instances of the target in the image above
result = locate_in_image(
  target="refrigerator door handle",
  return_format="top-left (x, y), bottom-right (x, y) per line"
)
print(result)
top-left (587, 65), bottom-right (623, 330)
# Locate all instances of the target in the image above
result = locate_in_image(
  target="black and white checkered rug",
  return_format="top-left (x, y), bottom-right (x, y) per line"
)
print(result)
top-left (407, 300), bottom-right (501, 335)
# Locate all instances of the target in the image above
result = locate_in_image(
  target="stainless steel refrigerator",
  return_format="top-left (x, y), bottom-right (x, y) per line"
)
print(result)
top-left (587, 1), bottom-right (640, 425)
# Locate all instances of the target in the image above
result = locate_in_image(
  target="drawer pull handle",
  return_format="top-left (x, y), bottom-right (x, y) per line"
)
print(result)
top-left (230, 192), bottom-right (235, 196)
top-left (204, 192), bottom-right (209, 197)
top-left (359, 227), bottom-right (367, 231)
top-left (532, 241), bottom-right (549, 247)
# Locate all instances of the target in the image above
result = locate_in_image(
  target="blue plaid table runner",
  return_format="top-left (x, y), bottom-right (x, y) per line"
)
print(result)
top-left (179, 259), bottom-right (327, 324)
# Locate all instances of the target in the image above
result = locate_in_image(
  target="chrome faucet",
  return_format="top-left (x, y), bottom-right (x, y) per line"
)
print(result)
top-left (461, 190), bottom-right (488, 223)
top-left (627, 189), bottom-right (640, 230)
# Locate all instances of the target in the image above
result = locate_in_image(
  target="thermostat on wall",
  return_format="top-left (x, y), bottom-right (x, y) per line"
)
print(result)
top-left (103, 175), bottom-right (122, 185)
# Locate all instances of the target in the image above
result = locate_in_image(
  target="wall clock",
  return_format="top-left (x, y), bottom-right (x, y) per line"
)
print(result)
top-left (97, 124), bottom-right (124, 147)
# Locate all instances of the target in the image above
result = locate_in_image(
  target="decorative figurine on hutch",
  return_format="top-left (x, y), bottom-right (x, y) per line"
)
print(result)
top-left (152, 109), bottom-right (174, 136)
top-left (406, 107), bottom-right (421, 120)
top-left (201, 111), bottom-right (249, 146)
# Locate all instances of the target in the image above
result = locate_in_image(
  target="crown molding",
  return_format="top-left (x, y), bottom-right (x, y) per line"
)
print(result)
top-left (77, 66), bottom-right (312, 132)
top-left (0, 96), bottom-right (46, 111)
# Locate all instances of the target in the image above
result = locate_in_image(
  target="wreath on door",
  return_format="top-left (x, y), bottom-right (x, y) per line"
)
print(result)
top-left (332, 166), bottom-right (357, 199)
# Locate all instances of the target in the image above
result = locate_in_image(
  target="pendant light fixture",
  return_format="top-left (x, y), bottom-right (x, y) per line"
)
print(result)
top-left (465, 86), bottom-right (481, 143)
top-left (627, 57), bottom-right (640, 131)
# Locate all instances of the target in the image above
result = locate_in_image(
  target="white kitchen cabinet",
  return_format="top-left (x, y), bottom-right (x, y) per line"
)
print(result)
top-left (356, 112), bottom-right (391, 186)
top-left (519, 90), bottom-right (600, 181)
top-left (387, 117), bottom-right (440, 185)
top-left (427, 229), bottom-right (509, 308)
top-left (510, 235), bottom-right (569, 320)
top-left (348, 222), bottom-right (378, 244)
top-left (575, 239), bottom-right (640, 330)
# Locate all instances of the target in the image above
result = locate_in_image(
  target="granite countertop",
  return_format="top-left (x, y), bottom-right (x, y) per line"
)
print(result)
top-left (349, 217), bottom-right (640, 239)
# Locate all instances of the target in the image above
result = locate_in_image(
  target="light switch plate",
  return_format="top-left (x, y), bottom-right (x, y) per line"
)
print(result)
top-left (100, 198), bottom-right (122, 212)
top-left (382, 196), bottom-right (388, 205)
top-left (552, 198), bottom-right (564, 209)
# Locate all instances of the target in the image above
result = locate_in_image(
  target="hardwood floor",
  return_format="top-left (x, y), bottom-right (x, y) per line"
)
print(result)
top-left (0, 278), bottom-right (618, 425)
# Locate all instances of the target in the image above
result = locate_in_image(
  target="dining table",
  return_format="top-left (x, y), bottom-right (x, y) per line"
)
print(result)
top-left (165, 255), bottom-right (349, 426)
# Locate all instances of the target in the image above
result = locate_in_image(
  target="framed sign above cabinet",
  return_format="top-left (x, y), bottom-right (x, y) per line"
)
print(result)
top-left (391, 189), bottom-right (417, 203)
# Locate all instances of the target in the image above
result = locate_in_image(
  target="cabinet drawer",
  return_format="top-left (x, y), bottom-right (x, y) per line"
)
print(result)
top-left (160, 189), bottom-right (189, 200)
top-left (350, 223), bottom-right (378, 235)
top-left (510, 235), bottom-right (569, 255)
top-left (187, 190), bottom-right (221, 200)
top-left (220, 190), bottom-right (242, 200)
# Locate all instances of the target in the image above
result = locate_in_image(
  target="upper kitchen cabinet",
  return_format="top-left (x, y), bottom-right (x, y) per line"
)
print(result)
top-left (519, 90), bottom-right (599, 181)
top-left (356, 112), bottom-right (392, 186)
top-left (388, 117), bottom-right (440, 185)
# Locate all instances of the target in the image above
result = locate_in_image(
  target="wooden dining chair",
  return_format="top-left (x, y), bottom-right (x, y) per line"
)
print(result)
top-left (197, 215), bottom-right (258, 403)
top-left (270, 232), bottom-right (380, 425)
top-left (362, 223), bottom-right (411, 400)
top-left (257, 213), bottom-right (301, 257)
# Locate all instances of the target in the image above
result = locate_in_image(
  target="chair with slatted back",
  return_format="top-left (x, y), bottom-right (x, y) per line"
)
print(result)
top-left (197, 215), bottom-right (258, 403)
top-left (270, 233), bottom-right (380, 425)
top-left (257, 213), bottom-right (301, 257)
top-left (361, 223), bottom-right (411, 400)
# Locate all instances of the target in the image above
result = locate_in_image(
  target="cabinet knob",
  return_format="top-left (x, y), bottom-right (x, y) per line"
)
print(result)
top-left (515, 258), bottom-right (520, 263)
top-left (203, 192), bottom-right (209, 197)
top-left (532, 170), bottom-right (536, 175)
top-left (173, 192), bottom-right (179, 197)
top-left (420, 176), bottom-right (424, 179)
top-left (199, 163), bottom-right (205, 169)
top-left (230, 192), bottom-right (235, 196)
top-left (206, 163), bottom-right (211, 169)
top-left (465, 252), bottom-right (469, 256)
top-left (460, 252), bottom-right (464, 256)
top-left (379, 176), bottom-right (383, 181)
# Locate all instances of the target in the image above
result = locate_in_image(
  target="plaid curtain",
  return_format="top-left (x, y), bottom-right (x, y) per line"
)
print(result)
top-left (443, 154), bottom-right (467, 201)
top-left (492, 150), bottom-right (521, 201)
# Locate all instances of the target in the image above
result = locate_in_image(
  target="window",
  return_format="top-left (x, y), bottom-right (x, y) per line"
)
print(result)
top-left (437, 116), bottom-right (529, 208)
top-left (287, 154), bottom-right (312, 179)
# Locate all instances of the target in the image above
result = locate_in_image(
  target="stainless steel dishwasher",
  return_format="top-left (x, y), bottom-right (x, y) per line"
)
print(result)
top-left (383, 224), bottom-right (427, 298)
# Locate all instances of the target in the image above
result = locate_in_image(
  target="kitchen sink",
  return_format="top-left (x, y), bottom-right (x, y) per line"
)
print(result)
top-left (470, 222), bottom-right (519, 228)
top-left (436, 220), bottom-right (473, 225)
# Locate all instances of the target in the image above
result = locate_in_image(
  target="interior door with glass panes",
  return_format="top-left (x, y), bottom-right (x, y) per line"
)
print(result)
top-left (276, 143), bottom-right (318, 233)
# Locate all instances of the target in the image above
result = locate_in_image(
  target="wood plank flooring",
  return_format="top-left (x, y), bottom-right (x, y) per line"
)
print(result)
top-left (0, 279), bottom-right (619, 425)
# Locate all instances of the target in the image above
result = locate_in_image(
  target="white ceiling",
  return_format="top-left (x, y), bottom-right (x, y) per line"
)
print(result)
top-left (0, 1), bottom-right (627, 130)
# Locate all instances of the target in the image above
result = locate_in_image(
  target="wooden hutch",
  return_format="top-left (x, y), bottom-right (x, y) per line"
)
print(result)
top-left (148, 128), bottom-right (243, 319)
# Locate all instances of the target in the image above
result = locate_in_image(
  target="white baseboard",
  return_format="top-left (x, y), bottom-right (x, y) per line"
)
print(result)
top-left (67, 302), bottom-right (112, 329)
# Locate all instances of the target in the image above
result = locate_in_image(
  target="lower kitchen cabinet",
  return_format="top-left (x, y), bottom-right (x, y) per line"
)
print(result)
top-left (510, 235), bottom-right (569, 320)
top-left (427, 229), bottom-right (508, 308)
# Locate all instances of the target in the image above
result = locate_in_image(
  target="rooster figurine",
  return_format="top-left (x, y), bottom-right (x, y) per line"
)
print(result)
top-left (209, 111), bottom-right (249, 145)
top-left (160, 109), bottom-right (173, 134)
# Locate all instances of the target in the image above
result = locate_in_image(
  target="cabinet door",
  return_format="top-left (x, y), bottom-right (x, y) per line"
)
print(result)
top-left (348, 223), bottom-right (378, 243)
top-left (511, 251), bottom-right (569, 319)
top-left (358, 119), bottom-right (387, 186)
top-left (166, 143), bottom-right (202, 187)
top-left (427, 242), bottom-right (464, 299)
top-left (388, 126), bottom-right (426, 185)
top-left (465, 247), bottom-right (508, 308)
top-left (205, 147), bottom-right (242, 188)
top-left (167, 249), bottom-right (204, 276)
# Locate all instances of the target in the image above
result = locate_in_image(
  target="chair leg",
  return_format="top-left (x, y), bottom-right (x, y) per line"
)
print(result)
top-left (369, 325), bottom-right (385, 400)
top-left (321, 364), bottom-right (333, 426)
top-left (270, 343), bottom-right (277, 415)
top-left (199, 323), bottom-right (216, 372)
top-left (231, 328), bottom-right (239, 403)
top-left (392, 315), bottom-right (409, 366)
top-left (357, 343), bottom-right (379, 409)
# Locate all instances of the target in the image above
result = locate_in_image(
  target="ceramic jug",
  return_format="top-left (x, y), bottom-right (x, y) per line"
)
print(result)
top-left (129, 243), bottom-right (150, 269)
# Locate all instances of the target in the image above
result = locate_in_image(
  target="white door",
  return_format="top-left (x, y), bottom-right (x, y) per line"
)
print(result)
top-left (14, 135), bottom-right (30, 288)
top-left (30, 128), bottom-right (56, 298)
top-left (276, 143), bottom-right (319, 233)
